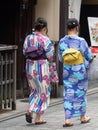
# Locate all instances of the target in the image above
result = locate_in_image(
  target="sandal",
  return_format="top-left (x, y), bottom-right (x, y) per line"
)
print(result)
top-left (80, 116), bottom-right (91, 124)
top-left (63, 120), bottom-right (73, 127)
top-left (35, 119), bottom-right (47, 125)
top-left (25, 113), bottom-right (32, 123)
top-left (63, 123), bottom-right (73, 127)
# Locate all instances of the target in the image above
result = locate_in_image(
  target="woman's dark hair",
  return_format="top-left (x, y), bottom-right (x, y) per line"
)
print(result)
top-left (67, 18), bottom-right (79, 29)
top-left (34, 17), bottom-right (47, 31)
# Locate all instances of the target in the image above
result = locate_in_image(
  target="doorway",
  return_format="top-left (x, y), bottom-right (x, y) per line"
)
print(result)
top-left (0, 0), bottom-right (35, 97)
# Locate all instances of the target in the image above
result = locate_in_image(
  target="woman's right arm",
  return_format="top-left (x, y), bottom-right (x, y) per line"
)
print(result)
top-left (44, 38), bottom-right (54, 62)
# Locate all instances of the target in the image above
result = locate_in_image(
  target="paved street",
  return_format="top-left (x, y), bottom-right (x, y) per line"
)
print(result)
top-left (0, 91), bottom-right (98, 130)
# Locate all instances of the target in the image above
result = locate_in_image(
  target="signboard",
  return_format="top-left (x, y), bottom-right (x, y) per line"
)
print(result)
top-left (90, 46), bottom-right (98, 54)
top-left (87, 46), bottom-right (98, 80)
top-left (88, 17), bottom-right (98, 46)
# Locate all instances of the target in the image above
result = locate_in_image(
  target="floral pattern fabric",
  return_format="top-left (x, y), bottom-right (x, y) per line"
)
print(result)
top-left (58, 35), bottom-right (92, 119)
top-left (23, 32), bottom-right (54, 114)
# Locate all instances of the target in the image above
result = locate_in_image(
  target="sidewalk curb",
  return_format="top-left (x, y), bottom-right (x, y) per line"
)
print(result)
top-left (87, 87), bottom-right (98, 96)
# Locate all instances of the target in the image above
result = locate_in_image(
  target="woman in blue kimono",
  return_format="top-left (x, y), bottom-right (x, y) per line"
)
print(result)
top-left (58, 18), bottom-right (93, 127)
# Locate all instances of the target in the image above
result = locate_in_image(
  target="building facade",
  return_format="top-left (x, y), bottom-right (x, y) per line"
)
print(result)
top-left (0, 0), bottom-right (98, 97)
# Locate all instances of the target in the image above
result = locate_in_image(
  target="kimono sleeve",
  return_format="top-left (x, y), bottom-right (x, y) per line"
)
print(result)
top-left (58, 38), bottom-right (66, 63)
top-left (44, 38), bottom-right (54, 61)
top-left (80, 39), bottom-right (93, 68)
top-left (23, 35), bottom-right (29, 55)
top-left (81, 39), bottom-right (93, 62)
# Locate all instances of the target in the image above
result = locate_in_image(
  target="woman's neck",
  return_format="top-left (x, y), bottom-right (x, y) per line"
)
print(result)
top-left (68, 27), bottom-right (78, 36)
top-left (68, 30), bottom-right (77, 36)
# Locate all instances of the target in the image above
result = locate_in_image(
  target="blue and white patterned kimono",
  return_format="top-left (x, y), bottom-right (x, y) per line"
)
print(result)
top-left (58, 35), bottom-right (92, 119)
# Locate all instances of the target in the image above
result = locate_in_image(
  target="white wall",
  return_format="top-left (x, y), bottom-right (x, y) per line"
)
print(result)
top-left (69, 0), bottom-right (82, 21)
top-left (35, 0), bottom-right (60, 41)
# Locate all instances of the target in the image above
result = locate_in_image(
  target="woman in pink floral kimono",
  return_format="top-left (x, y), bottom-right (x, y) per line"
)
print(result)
top-left (23, 17), bottom-right (58, 124)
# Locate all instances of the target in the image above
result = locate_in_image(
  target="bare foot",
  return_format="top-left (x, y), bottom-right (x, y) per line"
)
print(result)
top-left (63, 119), bottom-right (73, 127)
top-left (80, 116), bottom-right (91, 123)
top-left (35, 119), bottom-right (47, 125)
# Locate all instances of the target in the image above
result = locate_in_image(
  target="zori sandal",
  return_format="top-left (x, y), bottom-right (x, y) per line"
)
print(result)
top-left (25, 113), bottom-right (32, 123)
top-left (35, 119), bottom-right (47, 125)
top-left (80, 116), bottom-right (91, 124)
top-left (63, 121), bottom-right (73, 127)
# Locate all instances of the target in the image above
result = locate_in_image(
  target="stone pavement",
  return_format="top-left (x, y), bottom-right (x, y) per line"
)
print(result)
top-left (0, 80), bottom-right (98, 124)
top-left (0, 89), bottom-right (98, 130)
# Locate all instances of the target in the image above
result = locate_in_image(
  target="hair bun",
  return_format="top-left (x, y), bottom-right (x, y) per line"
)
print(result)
top-left (67, 18), bottom-right (79, 29)
top-left (34, 17), bottom-right (47, 31)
